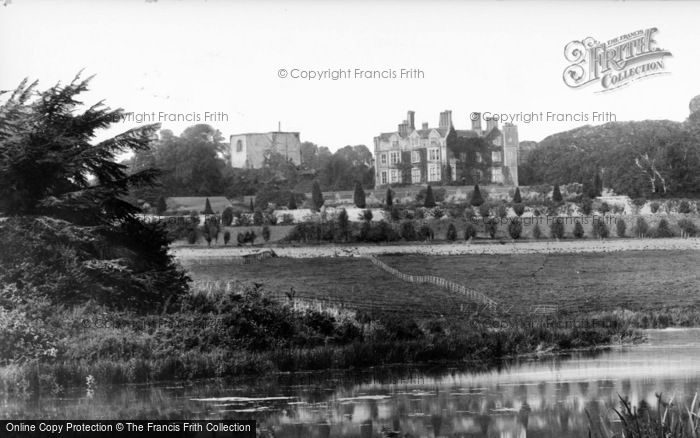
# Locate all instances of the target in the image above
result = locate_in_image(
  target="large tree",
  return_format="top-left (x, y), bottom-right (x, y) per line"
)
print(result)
top-left (0, 75), bottom-right (188, 309)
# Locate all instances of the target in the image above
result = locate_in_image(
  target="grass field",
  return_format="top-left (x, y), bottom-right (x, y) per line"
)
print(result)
top-left (185, 249), bottom-right (700, 317)
top-left (378, 250), bottom-right (700, 314)
top-left (187, 257), bottom-right (482, 317)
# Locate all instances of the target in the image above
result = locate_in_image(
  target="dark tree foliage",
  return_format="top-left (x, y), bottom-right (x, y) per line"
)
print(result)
top-left (513, 204), bottom-right (525, 217)
top-left (513, 187), bottom-right (522, 203)
top-left (464, 223), bottom-right (477, 240)
top-left (0, 74), bottom-right (188, 310)
top-left (288, 192), bottom-right (298, 210)
top-left (552, 185), bottom-right (563, 202)
top-left (311, 180), bottom-right (324, 211)
top-left (446, 127), bottom-right (492, 184)
top-left (262, 225), bottom-right (271, 242)
top-left (221, 207), bottom-right (234, 226)
top-left (156, 196), bottom-right (167, 215)
top-left (470, 184), bottom-right (484, 206)
top-left (550, 218), bottom-right (565, 239)
top-left (337, 208), bottom-right (349, 242)
top-left (446, 223), bottom-right (457, 241)
top-left (353, 182), bottom-right (366, 208)
top-left (385, 188), bottom-right (393, 207)
top-left (223, 230), bottom-right (231, 245)
top-left (508, 218), bottom-right (522, 239)
top-left (424, 185), bottom-right (436, 208)
top-left (203, 198), bottom-right (214, 215)
top-left (573, 221), bottom-right (585, 238)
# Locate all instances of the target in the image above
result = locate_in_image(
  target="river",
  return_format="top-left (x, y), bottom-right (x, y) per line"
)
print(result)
top-left (3, 328), bottom-right (699, 437)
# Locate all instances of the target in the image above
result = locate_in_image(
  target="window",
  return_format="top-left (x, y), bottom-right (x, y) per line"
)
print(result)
top-left (411, 167), bottom-right (421, 183)
top-left (491, 167), bottom-right (503, 183)
top-left (429, 148), bottom-right (440, 161)
top-left (392, 140), bottom-right (399, 148)
top-left (428, 163), bottom-right (441, 182)
top-left (390, 151), bottom-right (400, 165)
top-left (380, 153), bottom-right (387, 165)
top-left (381, 171), bottom-right (387, 184)
top-left (390, 169), bottom-right (399, 183)
top-left (411, 151), bottom-right (420, 163)
top-left (236, 140), bottom-right (243, 152)
top-left (492, 151), bottom-right (501, 162)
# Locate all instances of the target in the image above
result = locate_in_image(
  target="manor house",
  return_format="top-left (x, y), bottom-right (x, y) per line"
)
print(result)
top-left (373, 110), bottom-right (519, 188)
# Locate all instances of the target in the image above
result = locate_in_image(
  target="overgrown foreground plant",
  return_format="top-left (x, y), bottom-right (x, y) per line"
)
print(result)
top-left (588, 394), bottom-right (700, 438)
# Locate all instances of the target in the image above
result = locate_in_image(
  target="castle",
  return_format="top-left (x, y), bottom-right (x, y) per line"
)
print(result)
top-left (373, 110), bottom-right (519, 188)
top-left (229, 131), bottom-right (302, 169)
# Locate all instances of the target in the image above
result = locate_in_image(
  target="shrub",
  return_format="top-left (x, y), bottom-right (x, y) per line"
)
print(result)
top-left (616, 219), bottom-right (626, 237)
top-left (221, 207), bottom-right (234, 226)
top-left (253, 210), bottom-right (264, 226)
top-left (353, 182), bottom-right (366, 208)
top-left (484, 218), bottom-right (498, 239)
top-left (203, 230), bottom-right (212, 247)
top-left (579, 198), bottom-right (593, 215)
top-left (679, 200), bottom-right (692, 214)
top-left (361, 209), bottom-right (373, 222)
top-left (265, 212), bottom-right (278, 225)
top-left (464, 223), bottom-right (477, 240)
top-left (533, 208), bottom-right (541, 217)
top-left (532, 223), bottom-right (542, 239)
top-left (479, 203), bottom-right (490, 218)
top-left (464, 208), bottom-right (476, 221)
top-left (417, 224), bottom-right (433, 241)
top-left (187, 230), bottom-right (197, 244)
top-left (550, 218), bottom-right (565, 239)
top-left (512, 203), bottom-right (525, 217)
top-left (599, 202), bottom-right (610, 215)
top-left (634, 217), bottom-right (649, 237)
top-left (262, 225), bottom-right (271, 242)
top-left (202, 198), bottom-right (214, 215)
top-left (424, 185), bottom-right (436, 208)
top-left (678, 218), bottom-right (698, 237)
top-left (223, 231), bottom-right (231, 245)
top-left (497, 204), bottom-right (507, 219)
top-left (280, 213), bottom-right (294, 225)
top-left (400, 221), bottom-right (417, 241)
top-left (390, 205), bottom-right (400, 221)
top-left (337, 209), bottom-right (349, 241)
top-left (508, 218), bottom-right (522, 239)
top-left (512, 187), bottom-right (522, 204)
top-left (311, 181), bottom-right (324, 211)
top-left (573, 221), bottom-right (584, 238)
top-left (650, 201), bottom-right (661, 213)
top-left (470, 184), bottom-right (484, 206)
top-left (653, 218), bottom-right (673, 238)
top-left (288, 192), bottom-right (297, 210)
top-left (385, 188), bottom-right (393, 207)
top-left (238, 214), bottom-right (251, 226)
top-left (432, 207), bottom-right (445, 219)
top-left (446, 223), bottom-right (457, 241)
top-left (592, 219), bottom-right (609, 239)
top-left (552, 185), bottom-right (562, 202)
top-left (156, 196), bottom-right (167, 215)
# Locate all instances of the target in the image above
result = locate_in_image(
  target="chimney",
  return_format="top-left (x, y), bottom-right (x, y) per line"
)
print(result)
top-left (439, 110), bottom-right (453, 129)
top-left (422, 122), bottom-right (429, 130)
top-left (486, 116), bottom-right (499, 132)
top-left (398, 122), bottom-right (407, 137)
top-left (471, 112), bottom-right (482, 133)
top-left (407, 111), bottom-right (415, 130)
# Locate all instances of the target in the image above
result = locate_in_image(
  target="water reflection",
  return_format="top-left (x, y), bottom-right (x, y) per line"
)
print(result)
top-left (2, 329), bottom-right (700, 437)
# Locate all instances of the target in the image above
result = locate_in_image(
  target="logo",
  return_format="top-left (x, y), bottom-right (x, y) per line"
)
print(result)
top-left (563, 28), bottom-right (672, 93)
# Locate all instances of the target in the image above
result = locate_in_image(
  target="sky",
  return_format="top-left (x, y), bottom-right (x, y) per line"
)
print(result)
top-left (1, 0), bottom-right (699, 152)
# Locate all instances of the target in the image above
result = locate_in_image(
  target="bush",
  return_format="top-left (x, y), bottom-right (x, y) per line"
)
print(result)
top-left (221, 207), bottom-right (234, 226)
top-left (417, 224), bottom-right (433, 241)
top-left (400, 221), bottom-right (417, 241)
top-left (353, 182), bottom-right (366, 208)
top-left (464, 223), bottom-right (477, 240)
top-left (532, 223), bottom-right (542, 239)
top-left (634, 217), bottom-right (649, 237)
top-left (280, 213), bottom-right (294, 225)
top-left (288, 192), bottom-right (297, 210)
top-left (479, 204), bottom-right (490, 218)
top-left (653, 218), bottom-right (673, 238)
top-left (550, 218), bottom-right (565, 239)
top-left (385, 188), bottom-right (393, 207)
top-left (424, 185), bottom-right (436, 208)
top-left (262, 225), bottom-right (271, 242)
top-left (592, 219), bottom-right (609, 239)
top-left (552, 185), bottom-right (562, 202)
top-left (253, 210), bottom-right (264, 226)
top-left (446, 223), bottom-right (457, 241)
top-left (573, 221), bottom-right (584, 238)
top-left (512, 187), bottom-right (522, 203)
top-left (432, 207), bottom-right (445, 219)
top-left (650, 201), bottom-right (661, 213)
top-left (484, 218), bottom-right (498, 239)
top-left (508, 218), bottom-right (522, 239)
top-left (579, 198), bottom-right (593, 215)
top-left (187, 230), bottom-right (197, 244)
top-left (678, 218), bottom-right (698, 237)
top-left (311, 181), bottom-right (324, 211)
top-left (361, 209), bottom-right (373, 222)
top-left (616, 219), bottom-right (627, 237)
top-left (223, 231), bottom-right (231, 245)
top-left (497, 204), bottom-right (507, 219)
top-left (390, 205), bottom-right (400, 221)
top-left (599, 202), bottom-right (610, 215)
top-left (238, 214), bottom-right (251, 226)
top-left (464, 208), bottom-right (475, 221)
top-left (470, 184), bottom-right (484, 206)
top-left (512, 204), bottom-right (525, 217)
top-left (679, 200), bottom-right (692, 214)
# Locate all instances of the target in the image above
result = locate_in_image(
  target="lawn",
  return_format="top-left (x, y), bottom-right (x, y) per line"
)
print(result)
top-left (378, 250), bottom-right (700, 314)
top-left (187, 257), bottom-right (482, 317)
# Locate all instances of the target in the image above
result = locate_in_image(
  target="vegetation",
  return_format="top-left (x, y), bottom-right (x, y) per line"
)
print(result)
top-left (508, 218), bottom-right (522, 239)
top-left (616, 218), bottom-right (627, 237)
top-left (470, 184), bottom-right (484, 206)
top-left (446, 223), bottom-right (457, 241)
top-left (592, 219), bottom-right (610, 239)
top-left (424, 185), bottom-right (436, 208)
top-left (573, 220), bottom-right (585, 238)
top-left (512, 187), bottom-right (522, 203)
top-left (353, 182), bottom-right (366, 208)
top-left (311, 181), bottom-right (324, 211)
top-left (552, 185), bottom-right (563, 202)
top-left (550, 218), bottom-right (565, 239)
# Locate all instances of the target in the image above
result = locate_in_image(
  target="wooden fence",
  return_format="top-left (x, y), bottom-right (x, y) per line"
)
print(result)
top-left (367, 256), bottom-right (499, 311)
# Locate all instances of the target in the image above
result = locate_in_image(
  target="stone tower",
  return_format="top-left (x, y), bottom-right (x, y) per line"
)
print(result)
top-left (502, 123), bottom-right (519, 186)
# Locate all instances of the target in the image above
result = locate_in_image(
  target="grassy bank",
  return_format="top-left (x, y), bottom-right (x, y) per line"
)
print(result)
top-left (0, 284), bottom-right (637, 398)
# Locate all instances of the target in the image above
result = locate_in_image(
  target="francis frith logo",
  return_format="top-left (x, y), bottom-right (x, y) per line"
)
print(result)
top-left (563, 28), bottom-right (672, 93)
